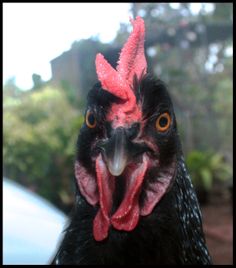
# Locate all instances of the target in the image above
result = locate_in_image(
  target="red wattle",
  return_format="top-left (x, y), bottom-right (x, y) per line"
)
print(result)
top-left (111, 155), bottom-right (148, 231)
top-left (93, 209), bottom-right (110, 241)
top-left (94, 154), bottom-right (114, 241)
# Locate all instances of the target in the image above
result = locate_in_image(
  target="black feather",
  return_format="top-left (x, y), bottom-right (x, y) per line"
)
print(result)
top-left (51, 75), bottom-right (212, 265)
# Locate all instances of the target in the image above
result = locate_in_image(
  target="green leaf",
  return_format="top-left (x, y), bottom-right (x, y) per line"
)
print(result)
top-left (200, 168), bottom-right (213, 190)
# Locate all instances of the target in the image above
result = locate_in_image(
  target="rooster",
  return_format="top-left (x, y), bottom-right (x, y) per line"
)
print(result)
top-left (51, 17), bottom-right (212, 265)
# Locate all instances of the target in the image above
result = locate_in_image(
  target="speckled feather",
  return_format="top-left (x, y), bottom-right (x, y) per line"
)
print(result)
top-left (174, 156), bottom-right (211, 264)
top-left (51, 154), bottom-right (212, 264)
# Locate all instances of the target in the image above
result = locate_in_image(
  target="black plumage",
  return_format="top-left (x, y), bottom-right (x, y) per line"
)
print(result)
top-left (51, 75), bottom-right (212, 265)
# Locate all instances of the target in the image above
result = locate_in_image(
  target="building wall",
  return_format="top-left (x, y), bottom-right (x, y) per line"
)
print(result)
top-left (50, 48), bottom-right (82, 97)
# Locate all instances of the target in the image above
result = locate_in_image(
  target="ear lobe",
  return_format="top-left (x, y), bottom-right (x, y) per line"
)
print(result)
top-left (74, 161), bottom-right (99, 205)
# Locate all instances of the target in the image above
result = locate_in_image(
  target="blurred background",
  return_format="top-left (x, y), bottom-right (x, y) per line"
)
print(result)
top-left (3, 3), bottom-right (233, 264)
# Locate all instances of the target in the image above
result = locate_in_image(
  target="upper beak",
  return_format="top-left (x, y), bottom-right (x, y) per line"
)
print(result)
top-left (102, 128), bottom-right (128, 176)
top-left (99, 127), bottom-right (149, 176)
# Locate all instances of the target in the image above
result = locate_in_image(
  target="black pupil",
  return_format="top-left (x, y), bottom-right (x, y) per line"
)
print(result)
top-left (159, 116), bottom-right (168, 127)
top-left (88, 113), bottom-right (95, 125)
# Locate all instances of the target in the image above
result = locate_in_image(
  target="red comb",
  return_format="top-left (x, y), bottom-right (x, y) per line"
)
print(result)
top-left (117, 16), bottom-right (146, 85)
top-left (95, 53), bottom-right (129, 100)
top-left (95, 16), bottom-right (146, 127)
top-left (95, 16), bottom-right (147, 100)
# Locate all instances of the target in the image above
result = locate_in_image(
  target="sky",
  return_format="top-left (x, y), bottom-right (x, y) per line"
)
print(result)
top-left (3, 3), bottom-right (132, 89)
top-left (4, 3), bottom-right (228, 90)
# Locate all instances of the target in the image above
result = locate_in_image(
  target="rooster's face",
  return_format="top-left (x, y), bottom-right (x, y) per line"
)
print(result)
top-left (75, 76), bottom-right (179, 241)
top-left (75, 17), bottom-right (179, 241)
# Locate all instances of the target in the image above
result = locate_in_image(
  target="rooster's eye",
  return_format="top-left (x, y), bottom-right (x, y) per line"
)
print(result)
top-left (156, 112), bottom-right (171, 132)
top-left (86, 110), bottom-right (97, 128)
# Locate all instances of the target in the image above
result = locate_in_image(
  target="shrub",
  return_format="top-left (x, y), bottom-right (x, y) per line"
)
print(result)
top-left (3, 86), bottom-right (84, 210)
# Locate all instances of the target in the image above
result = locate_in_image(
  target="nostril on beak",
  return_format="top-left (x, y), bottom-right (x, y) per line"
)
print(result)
top-left (127, 122), bottom-right (140, 140)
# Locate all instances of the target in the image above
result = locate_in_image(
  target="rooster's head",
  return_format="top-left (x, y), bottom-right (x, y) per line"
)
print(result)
top-left (75, 17), bottom-right (179, 241)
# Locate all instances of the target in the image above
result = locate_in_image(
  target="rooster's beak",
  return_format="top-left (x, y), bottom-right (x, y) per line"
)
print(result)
top-left (100, 127), bottom-right (149, 176)
top-left (101, 128), bottom-right (128, 176)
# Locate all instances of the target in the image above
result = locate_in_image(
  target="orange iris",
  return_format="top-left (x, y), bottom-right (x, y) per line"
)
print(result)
top-left (156, 112), bottom-right (171, 132)
top-left (86, 110), bottom-right (97, 128)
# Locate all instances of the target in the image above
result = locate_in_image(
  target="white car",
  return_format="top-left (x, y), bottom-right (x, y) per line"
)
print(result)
top-left (3, 178), bottom-right (68, 264)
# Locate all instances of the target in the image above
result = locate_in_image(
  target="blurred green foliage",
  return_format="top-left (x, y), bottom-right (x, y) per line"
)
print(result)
top-left (3, 85), bottom-right (84, 209)
top-left (186, 150), bottom-right (232, 191)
